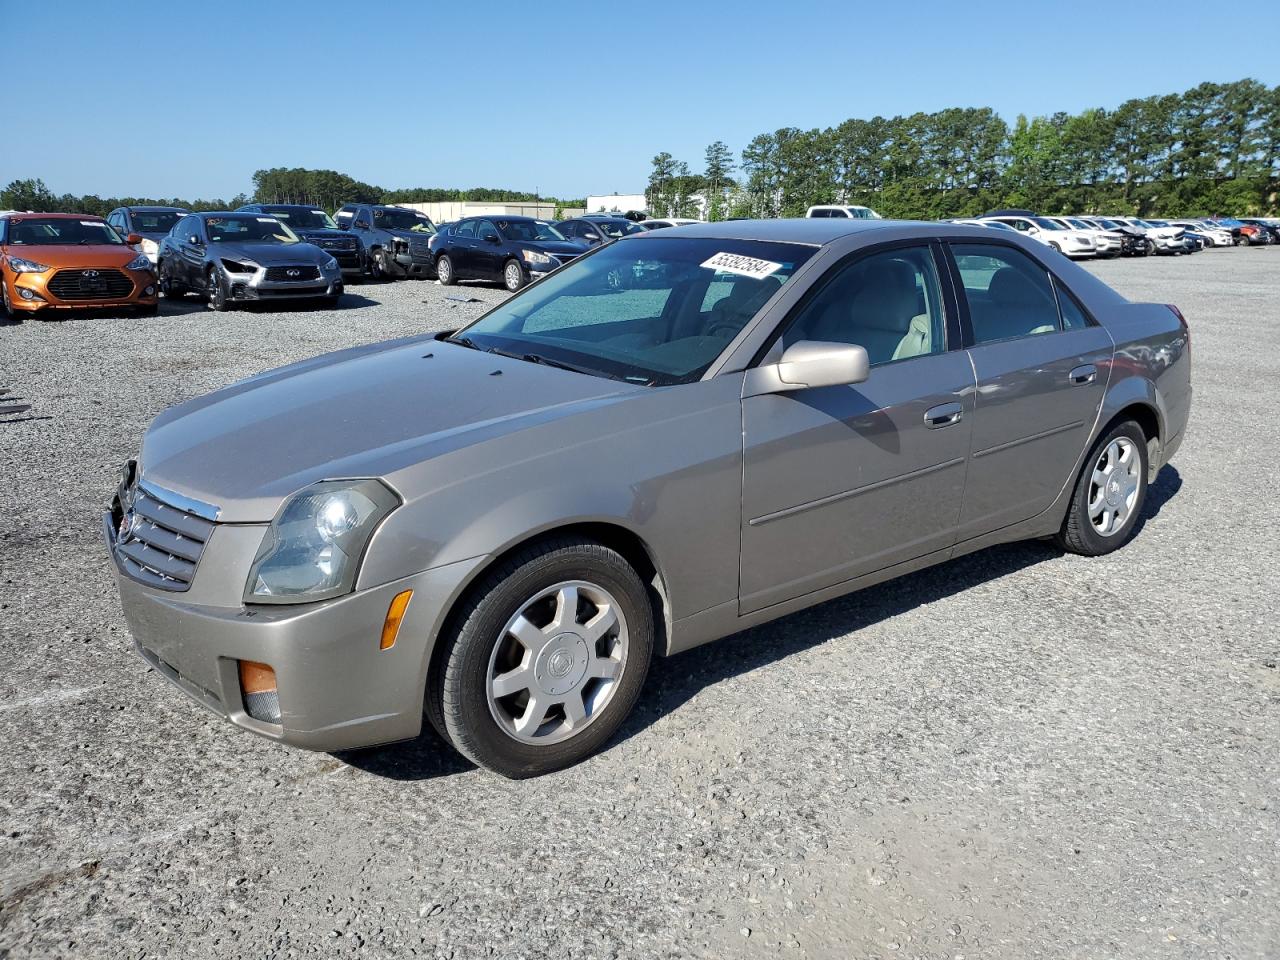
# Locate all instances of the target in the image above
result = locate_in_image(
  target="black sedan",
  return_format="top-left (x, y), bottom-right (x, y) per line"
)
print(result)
top-left (428, 216), bottom-right (586, 291)
top-left (555, 216), bottom-right (646, 248)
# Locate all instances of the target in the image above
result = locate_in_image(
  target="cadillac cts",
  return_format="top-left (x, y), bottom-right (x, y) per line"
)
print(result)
top-left (106, 220), bottom-right (1191, 777)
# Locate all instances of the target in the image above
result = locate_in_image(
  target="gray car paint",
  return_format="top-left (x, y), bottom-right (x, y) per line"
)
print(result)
top-left (157, 213), bottom-right (343, 301)
top-left (107, 219), bottom-right (1192, 752)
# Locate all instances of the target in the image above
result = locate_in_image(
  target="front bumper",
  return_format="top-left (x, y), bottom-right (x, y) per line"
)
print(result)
top-left (219, 266), bottom-right (344, 301)
top-left (5, 267), bottom-right (158, 313)
top-left (104, 510), bottom-right (484, 752)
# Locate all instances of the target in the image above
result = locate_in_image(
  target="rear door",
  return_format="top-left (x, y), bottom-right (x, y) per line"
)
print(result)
top-left (946, 241), bottom-right (1113, 540)
top-left (449, 219), bottom-right (479, 276)
top-left (739, 242), bottom-right (975, 614)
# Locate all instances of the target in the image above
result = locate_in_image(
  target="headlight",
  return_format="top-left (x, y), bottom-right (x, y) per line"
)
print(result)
top-left (520, 249), bottom-right (553, 266)
top-left (221, 258), bottom-right (258, 273)
top-left (141, 238), bottom-right (159, 256)
top-left (245, 479), bottom-right (400, 604)
top-left (323, 255), bottom-right (339, 271)
top-left (125, 254), bottom-right (153, 271)
top-left (6, 256), bottom-right (50, 273)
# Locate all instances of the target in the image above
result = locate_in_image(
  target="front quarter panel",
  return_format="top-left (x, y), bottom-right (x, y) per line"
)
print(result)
top-left (357, 375), bottom-right (748, 625)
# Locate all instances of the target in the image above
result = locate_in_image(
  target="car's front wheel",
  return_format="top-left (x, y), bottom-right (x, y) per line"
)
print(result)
top-left (431, 537), bottom-right (654, 778)
top-left (435, 254), bottom-right (455, 286)
top-left (503, 259), bottom-right (526, 292)
top-left (206, 267), bottom-right (229, 311)
top-left (1056, 420), bottom-right (1149, 556)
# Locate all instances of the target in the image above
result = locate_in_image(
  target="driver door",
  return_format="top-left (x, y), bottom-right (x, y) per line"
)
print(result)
top-left (739, 244), bottom-right (975, 614)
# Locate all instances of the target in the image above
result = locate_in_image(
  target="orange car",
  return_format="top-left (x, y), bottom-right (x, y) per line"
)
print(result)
top-left (0, 212), bottom-right (159, 318)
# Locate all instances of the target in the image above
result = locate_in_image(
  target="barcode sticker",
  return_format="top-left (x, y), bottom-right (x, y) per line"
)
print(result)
top-left (700, 251), bottom-right (782, 279)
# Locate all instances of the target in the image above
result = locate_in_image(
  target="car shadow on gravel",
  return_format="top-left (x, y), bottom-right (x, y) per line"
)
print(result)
top-left (339, 465), bottom-right (1183, 781)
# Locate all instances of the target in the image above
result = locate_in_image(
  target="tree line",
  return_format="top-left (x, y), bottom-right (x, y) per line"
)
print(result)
top-left (0, 168), bottom-right (584, 219)
top-left (646, 79), bottom-right (1280, 220)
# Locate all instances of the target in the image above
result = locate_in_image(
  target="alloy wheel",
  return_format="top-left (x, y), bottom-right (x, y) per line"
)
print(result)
top-left (1088, 437), bottom-right (1141, 536)
top-left (504, 261), bottom-right (524, 292)
top-left (486, 580), bottom-right (628, 745)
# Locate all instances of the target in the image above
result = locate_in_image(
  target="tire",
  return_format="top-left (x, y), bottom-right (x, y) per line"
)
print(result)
top-left (436, 254), bottom-right (456, 286)
top-left (157, 262), bottom-right (185, 299)
top-left (1055, 420), bottom-right (1149, 556)
top-left (503, 259), bottom-right (526, 292)
top-left (1144, 240), bottom-right (1156, 256)
top-left (1048, 242), bottom-right (1061, 253)
top-left (367, 248), bottom-right (387, 280)
top-left (0, 278), bottom-right (13, 318)
top-left (206, 268), bottom-right (229, 312)
top-left (431, 537), bottom-right (654, 778)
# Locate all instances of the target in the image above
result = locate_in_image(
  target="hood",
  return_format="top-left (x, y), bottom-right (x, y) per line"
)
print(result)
top-left (386, 228), bottom-right (436, 242)
top-left (523, 239), bottom-right (589, 256)
top-left (209, 241), bottom-right (327, 265)
top-left (140, 338), bottom-right (642, 521)
top-left (5, 243), bottom-right (140, 268)
top-left (294, 227), bottom-right (354, 241)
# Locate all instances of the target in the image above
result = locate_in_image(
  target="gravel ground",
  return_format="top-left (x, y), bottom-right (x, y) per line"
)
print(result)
top-left (1, 251), bottom-right (1277, 959)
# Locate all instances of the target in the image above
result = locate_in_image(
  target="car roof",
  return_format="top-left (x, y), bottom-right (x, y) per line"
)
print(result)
top-left (0, 211), bottom-right (103, 220)
top-left (636, 217), bottom-right (933, 245)
top-left (125, 205), bottom-right (188, 212)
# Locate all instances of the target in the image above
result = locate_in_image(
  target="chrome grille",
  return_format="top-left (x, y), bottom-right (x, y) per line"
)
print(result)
top-left (48, 268), bottom-right (133, 301)
top-left (115, 485), bottom-right (215, 591)
top-left (264, 265), bottom-right (321, 282)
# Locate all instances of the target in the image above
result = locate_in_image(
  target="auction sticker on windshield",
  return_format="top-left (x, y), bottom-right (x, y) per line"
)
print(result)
top-left (700, 251), bottom-right (782, 279)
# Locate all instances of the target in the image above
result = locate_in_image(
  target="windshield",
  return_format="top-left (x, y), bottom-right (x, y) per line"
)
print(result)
top-left (593, 220), bottom-right (644, 238)
top-left (132, 210), bottom-right (185, 233)
top-left (1067, 218), bottom-right (1092, 230)
top-left (983, 220), bottom-right (1015, 231)
top-left (1131, 219), bottom-right (1154, 228)
top-left (453, 238), bottom-right (815, 386)
top-left (373, 208), bottom-right (435, 233)
top-left (499, 220), bottom-right (565, 241)
top-left (7, 217), bottom-right (124, 245)
top-left (1033, 217), bottom-right (1064, 231)
top-left (262, 207), bottom-right (339, 230)
top-left (205, 216), bottom-right (299, 244)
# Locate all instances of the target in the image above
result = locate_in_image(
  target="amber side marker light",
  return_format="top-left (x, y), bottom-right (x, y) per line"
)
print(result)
top-left (238, 660), bottom-right (281, 724)
top-left (381, 590), bottom-right (414, 650)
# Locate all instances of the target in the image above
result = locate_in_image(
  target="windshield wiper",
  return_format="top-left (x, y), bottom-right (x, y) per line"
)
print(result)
top-left (446, 335), bottom-right (484, 351)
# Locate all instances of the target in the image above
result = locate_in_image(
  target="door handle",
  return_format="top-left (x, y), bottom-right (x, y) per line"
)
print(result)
top-left (924, 402), bottom-right (963, 428)
top-left (1070, 364), bottom-right (1098, 385)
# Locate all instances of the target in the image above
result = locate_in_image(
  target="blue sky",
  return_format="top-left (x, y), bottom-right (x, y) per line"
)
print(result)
top-left (5, 0), bottom-right (1276, 201)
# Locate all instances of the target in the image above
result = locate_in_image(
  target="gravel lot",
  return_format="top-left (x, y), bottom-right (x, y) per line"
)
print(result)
top-left (1, 251), bottom-right (1277, 960)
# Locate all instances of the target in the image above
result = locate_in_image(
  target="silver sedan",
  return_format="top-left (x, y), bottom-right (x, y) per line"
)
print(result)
top-left (106, 219), bottom-right (1192, 777)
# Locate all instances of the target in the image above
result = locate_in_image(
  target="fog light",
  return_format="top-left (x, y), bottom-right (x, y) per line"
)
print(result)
top-left (18, 288), bottom-right (42, 301)
top-left (238, 660), bottom-right (281, 723)
top-left (144, 285), bottom-right (156, 296)
top-left (380, 589), bottom-right (413, 650)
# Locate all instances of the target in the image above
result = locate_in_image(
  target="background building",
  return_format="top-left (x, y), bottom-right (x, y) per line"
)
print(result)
top-left (391, 201), bottom-right (584, 223)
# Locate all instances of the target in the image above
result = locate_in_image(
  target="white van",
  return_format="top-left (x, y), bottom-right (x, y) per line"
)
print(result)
top-left (805, 204), bottom-right (882, 220)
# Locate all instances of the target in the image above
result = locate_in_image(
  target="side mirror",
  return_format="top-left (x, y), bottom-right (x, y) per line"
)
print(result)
top-left (483, 233), bottom-right (500, 243)
top-left (745, 341), bottom-right (870, 396)
top-left (126, 233), bottom-right (144, 245)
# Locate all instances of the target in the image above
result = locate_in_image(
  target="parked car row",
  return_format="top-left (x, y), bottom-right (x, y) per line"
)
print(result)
top-left (4, 198), bottom-right (1274, 318)
top-left (951, 210), bottom-right (1277, 259)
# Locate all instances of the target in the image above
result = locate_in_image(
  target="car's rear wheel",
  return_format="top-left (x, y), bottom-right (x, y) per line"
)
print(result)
top-left (431, 537), bottom-right (653, 778)
top-left (436, 254), bottom-right (455, 286)
top-left (1056, 420), bottom-right (1149, 556)
top-left (503, 259), bottom-right (525, 292)
top-left (206, 268), bottom-right (229, 312)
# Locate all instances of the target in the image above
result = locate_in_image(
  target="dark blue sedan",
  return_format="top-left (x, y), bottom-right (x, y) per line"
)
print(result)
top-left (428, 216), bottom-right (587, 291)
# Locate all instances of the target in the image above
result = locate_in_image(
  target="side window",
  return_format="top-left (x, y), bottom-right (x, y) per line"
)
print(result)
top-left (476, 220), bottom-right (498, 239)
top-left (809, 209), bottom-right (828, 218)
top-left (453, 219), bottom-right (476, 239)
top-left (1053, 278), bottom-right (1090, 330)
top-left (354, 209), bottom-right (372, 229)
top-left (951, 243), bottom-right (1060, 344)
top-left (830, 209), bottom-right (849, 218)
top-left (558, 222), bottom-right (578, 239)
top-left (781, 245), bottom-right (947, 366)
top-left (335, 207), bottom-right (354, 227)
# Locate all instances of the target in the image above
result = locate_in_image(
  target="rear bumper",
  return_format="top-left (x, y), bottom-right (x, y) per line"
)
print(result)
top-left (104, 511), bottom-right (484, 752)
